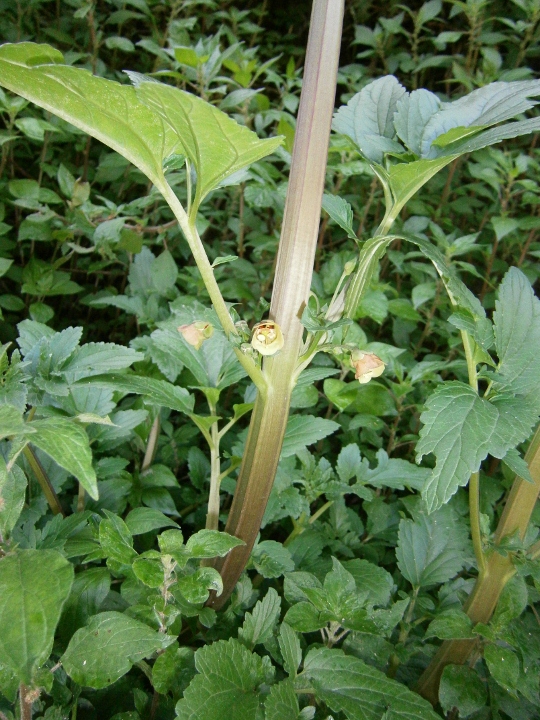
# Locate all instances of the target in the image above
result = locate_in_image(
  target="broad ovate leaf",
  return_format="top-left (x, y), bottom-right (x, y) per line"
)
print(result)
top-left (332, 76), bottom-right (406, 163)
top-left (0, 42), bottom-right (180, 186)
top-left (62, 611), bottom-right (174, 688)
top-left (128, 74), bottom-right (283, 209)
top-left (28, 416), bottom-right (98, 499)
top-left (493, 266), bottom-right (540, 408)
top-left (0, 549), bottom-right (74, 684)
top-left (303, 646), bottom-right (440, 720)
top-left (417, 382), bottom-right (538, 512)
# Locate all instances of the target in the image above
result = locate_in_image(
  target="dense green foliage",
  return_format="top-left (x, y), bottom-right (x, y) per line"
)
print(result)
top-left (2, 1), bottom-right (540, 719)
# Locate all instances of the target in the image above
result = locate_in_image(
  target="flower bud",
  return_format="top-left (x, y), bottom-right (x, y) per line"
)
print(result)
top-left (351, 350), bottom-right (385, 384)
top-left (178, 321), bottom-right (213, 350)
top-left (251, 320), bottom-right (284, 356)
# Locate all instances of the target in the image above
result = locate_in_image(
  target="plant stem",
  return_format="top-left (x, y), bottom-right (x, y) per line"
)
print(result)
top-left (417, 422), bottom-right (540, 704)
top-left (469, 471), bottom-right (486, 575)
top-left (207, 0), bottom-right (345, 609)
top-left (205, 403), bottom-right (221, 531)
top-left (158, 182), bottom-right (266, 391)
top-left (142, 414), bottom-right (160, 472)
top-left (19, 684), bottom-right (33, 720)
top-left (23, 445), bottom-right (64, 516)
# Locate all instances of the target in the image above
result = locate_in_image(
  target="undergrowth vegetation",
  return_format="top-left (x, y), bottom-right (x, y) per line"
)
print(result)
top-left (1, 1), bottom-right (540, 719)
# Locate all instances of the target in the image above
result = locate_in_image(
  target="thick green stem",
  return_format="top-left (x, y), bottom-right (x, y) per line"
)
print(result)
top-left (417, 422), bottom-right (540, 705)
top-left (23, 445), bottom-right (64, 516)
top-left (208, 0), bottom-right (345, 609)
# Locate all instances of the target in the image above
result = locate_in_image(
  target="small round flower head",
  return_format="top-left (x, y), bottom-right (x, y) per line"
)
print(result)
top-left (251, 320), bottom-right (284, 356)
top-left (178, 321), bottom-right (213, 350)
top-left (351, 350), bottom-right (385, 384)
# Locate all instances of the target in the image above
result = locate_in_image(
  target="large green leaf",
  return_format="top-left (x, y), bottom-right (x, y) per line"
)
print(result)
top-left (396, 507), bottom-right (469, 588)
top-left (0, 42), bottom-right (180, 186)
top-left (302, 646), bottom-right (440, 720)
top-left (417, 382), bottom-right (538, 512)
top-left (0, 549), bottom-right (74, 684)
top-left (281, 415), bottom-right (340, 458)
top-left (175, 638), bottom-right (266, 720)
top-left (0, 460), bottom-right (26, 537)
top-left (238, 588), bottom-right (281, 650)
top-left (130, 74), bottom-right (282, 209)
top-left (77, 373), bottom-right (194, 414)
top-left (332, 76), bottom-right (406, 163)
top-left (62, 611), bottom-right (174, 688)
top-left (264, 680), bottom-right (300, 720)
top-left (493, 267), bottom-right (540, 408)
top-left (28, 416), bottom-right (98, 499)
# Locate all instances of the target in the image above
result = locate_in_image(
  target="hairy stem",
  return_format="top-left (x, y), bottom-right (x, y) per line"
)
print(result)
top-left (19, 684), bottom-right (33, 720)
top-left (207, 0), bottom-right (345, 609)
top-left (417, 422), bottom-right (540, 704)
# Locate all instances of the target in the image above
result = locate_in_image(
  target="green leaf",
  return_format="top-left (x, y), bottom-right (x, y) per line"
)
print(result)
top-left (239, 588), bottom-right (281, 649)
top-left (0, 460), bottom-right (26, 537)
top-left (130, 75), bottom-right (283, 209)
top-left (0, 43), bottom-right (180, 187)
top-left (265, 679), bottom-right (300, 720)
top-left (278, 622), bottom-right (302, 678)
top-left (342, 559), bottom-right (394, 607)
top-left (152, 644), bottom-right (195, 696)
top-left (417, 382), bottom-right (538, 512)
top-left (493, 267), bottom-right (540, 407)
top-left (125, 507), bottom-right (179, 535)
top-left (396, 507), bottom-right (469, 587)
top-left (0, 549), bottom-right (74, 684)
top-left (152, 250), bottom-right (178, 292)
top-left (61, 343), bottom-right (143, 383)
top-left (178, 567), bottom-right (223, 604)
top-left (394, 88), bottom-right (441, 156)
top-left (175, 638), bottom-right (266, 720)
top-left (439, 665), bottom-right (487, 717)
top-left (387, 156), bottom-right (456, 209)
top-left (185, 529), bottom-right (245, 559)
top-left (484, 644), bottom-right (520, 691)
top-left (211, 255), bottom-right (239, 268)
top-left (281, 415), bottom-right (340, 458)
top-left (251, 540), bottom-right (295, 578)
top-left (332, 76), bottom-right (406, 163)
top-left (79, 373), bottom-right (194, 414)
top-left (0, 404), bottom-right (26, 440)
top-left (59, 567), bottom-right (111, 640)
top-left (29, 416), bottom-right (98, 499)
top-left (62, 611), bottom-right (175, 689)
top-left (284, 601), bottom-right (323, 632)
top-left (420, 80), bottom-right (540, 158)
top-left (322, 194), bottom-right (357, 239)
top-left (99, 511), bottom-right (136, 565)
top-left (303, 646), bottom-right (441, 720)
top-left (132, 554), bottom-right (164, 588)
top-left (424, 609), bottom-right (475, 639)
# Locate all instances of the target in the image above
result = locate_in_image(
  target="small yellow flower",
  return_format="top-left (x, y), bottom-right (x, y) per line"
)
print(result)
top-left (351, 350), bottom-right (385, 384)
top-left (251, 320), bottom-right (284, 356)
top-left (178, 321), bottom-right (213, 350)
